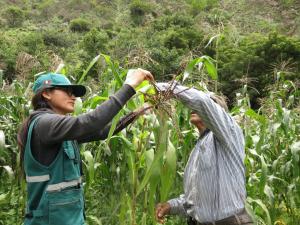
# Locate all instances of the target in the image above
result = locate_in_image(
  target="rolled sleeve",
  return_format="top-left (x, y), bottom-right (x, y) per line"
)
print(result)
top-left (167, 194), bottom-right (187, 216)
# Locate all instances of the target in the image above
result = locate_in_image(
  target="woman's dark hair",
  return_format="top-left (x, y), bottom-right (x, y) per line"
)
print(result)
top-left (17, 89), bottom-right (52, 164)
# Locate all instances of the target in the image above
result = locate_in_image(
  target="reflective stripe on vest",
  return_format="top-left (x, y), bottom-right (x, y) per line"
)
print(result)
top-left (26, 174), bottom-right (50, 183)
top-left (46, 177), bottom-right (82, 192)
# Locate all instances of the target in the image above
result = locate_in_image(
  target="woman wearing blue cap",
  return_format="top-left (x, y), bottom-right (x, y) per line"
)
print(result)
top-left (17, 69), bottom-right (154, 225)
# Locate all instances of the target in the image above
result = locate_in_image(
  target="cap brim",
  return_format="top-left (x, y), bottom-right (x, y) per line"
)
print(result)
top-left (52, 84), bottom-right (86, 97)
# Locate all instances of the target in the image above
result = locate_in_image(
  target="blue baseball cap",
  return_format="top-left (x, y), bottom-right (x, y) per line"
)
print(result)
top-left (32, 72), bottom-right (86, 97)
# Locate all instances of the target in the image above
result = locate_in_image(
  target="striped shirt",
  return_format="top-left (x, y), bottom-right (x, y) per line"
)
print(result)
top-left (167, 85), bottom-right (246, 223)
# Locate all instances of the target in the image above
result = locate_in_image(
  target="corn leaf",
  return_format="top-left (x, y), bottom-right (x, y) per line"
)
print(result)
top-left (160, 140), bottom-right (177, 202)
top-left (0, 130), bottom-right (5, 149)
top-left (101, 53), bottom-right (123, 86)
top-left (106, 110), bottom-right (123, 144)
top-left (137, 111), bottom-right (168, 196)
top-left (247, 197), bottom-right (271, 225)
top-left (78, 54), bottom-right (101, 84)
top-left (259, 155), bottom-right (268, 194)
top-left (74, 97), bottom-right (82, 115)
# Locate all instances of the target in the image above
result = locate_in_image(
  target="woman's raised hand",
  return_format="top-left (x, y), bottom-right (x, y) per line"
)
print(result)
top-left (125, 68), bottom-right (154, 89)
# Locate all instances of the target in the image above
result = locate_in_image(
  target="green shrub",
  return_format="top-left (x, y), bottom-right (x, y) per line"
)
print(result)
top-left (21, 32), bottom-right (45, 55)
top-left (280, 0), bottom-right (295, 7)
top-left (36, 0), bottom-right (56, 19)
top-left (0, 34), bottom-right (18, 80)
top-left (82, 28), bottom-right (109, 56)
top-left (129, 0), bottom-right (152, 16)
top-left (163, 30), bottom-right (188, 49)
top-left (217, 32), bottom-right (300, 108)
top-left (129, 0), bottom-right (153, 25)
top-left (187, 0), bottom-right (219, 15)
top-left (70, 18), bottom-right (91, 32)
top-left (148, 47), bottom-right (182, 80)
top-left (206, 8), bottom-right (231, 25)
top-left (3, 6), bottom-right (25, 27)
top-left (42, 29), bottom-right (72, 48)
top-left (150, 14), bottom-right (203, 50)
top-left (152, 14), bottom-right (194, 31)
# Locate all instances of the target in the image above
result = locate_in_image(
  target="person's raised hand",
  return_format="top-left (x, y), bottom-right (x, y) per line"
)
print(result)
top-left (155, 202), bottom-right (171, 224)
top-left (125, 68), bottom-right (154, 89)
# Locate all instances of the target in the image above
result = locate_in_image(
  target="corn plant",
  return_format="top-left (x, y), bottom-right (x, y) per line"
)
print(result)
top-left (0, 80), bottom-right (32, 225)
top-left (0, 53), bottom-right (299, 225)
top-left (232, 81), bottom-right (300, 224)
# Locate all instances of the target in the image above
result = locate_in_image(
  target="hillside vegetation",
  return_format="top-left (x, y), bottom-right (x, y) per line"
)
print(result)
top-left (0, 1), bottom-right (299, 225)
top-left (0, 0), bottom-right (300, 106)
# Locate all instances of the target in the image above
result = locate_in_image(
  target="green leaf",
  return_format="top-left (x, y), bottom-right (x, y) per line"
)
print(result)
top-left (204, 34), bottom-right (220, 48)
top-left (0, 130), bottom-right (5, 149)
top-left (78, 54), bottom-right (101, 84)
top-left (86, 215), bottom-right (102, 225)
top-left (83, 151), bottom-right (96, 187)
top-left (202, 56), bottom-right (218, 80)
top-left (136, 80), bottom-right (149, 91)
top-left (55, 63), bottom-right (65, 74)
top-left (106, 110), bottom-right (123, 144)
top-left (183, 56), bottom-right (218, 82)
top-left (247, 197), bottom-right (271, 225)
top-left (245, 202), bottom-right (257, 224)
top-left (183, 58), bottom-right (202, 82)
top-left (114, 136), bottom-right (136, 186)
top-left (137, 81), bottom-right (156, 95)
top-left (291, 141), bottom-right (300, 162)
top-left (263, 184), bottom-right (274, 205)
top-left (2, 166), bottom-right (14, 179)
top-left (245, 109), bottom-right (266, 124)
top-left (74, 97), bottom-right (83, 115)
top-left (259, 155), bottom-right (268, 193)
top-left (137, 111), bottom-right (168, 196)
top-left (160, 141), bottom-right (177, 201)
top-left (145, 149), bottom-right (154, 169)
top-left (0, 193), bottom-right (9, 205)
top-left (101, 53), bottom-right (123, 87)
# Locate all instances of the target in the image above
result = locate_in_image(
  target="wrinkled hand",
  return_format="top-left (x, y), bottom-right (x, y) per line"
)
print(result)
top-left (155, 202), bottom-right (171, 224)
top-left (125, 68), bottom-right (154, 88)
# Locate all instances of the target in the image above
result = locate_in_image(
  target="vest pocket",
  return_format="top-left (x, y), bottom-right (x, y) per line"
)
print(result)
top-left (48, 188), bottom-right (84, 225)
top-left (63, 141), bottom-right (80, 180)
top-left (64, 142), bottom-right (76, 159)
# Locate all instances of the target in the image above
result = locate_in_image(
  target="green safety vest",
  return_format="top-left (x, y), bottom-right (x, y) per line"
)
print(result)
top-left (24, 116), bottom-right (85, 225)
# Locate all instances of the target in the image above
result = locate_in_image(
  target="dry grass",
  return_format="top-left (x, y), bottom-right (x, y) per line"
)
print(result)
top-left (15, 52), bottom-right (40, 80)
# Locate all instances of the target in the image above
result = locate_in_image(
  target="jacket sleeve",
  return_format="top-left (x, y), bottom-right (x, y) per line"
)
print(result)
top-left (35, 84), bottom-right (136, 144)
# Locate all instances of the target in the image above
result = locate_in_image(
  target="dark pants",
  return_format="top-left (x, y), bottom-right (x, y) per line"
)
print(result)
top-left (187, 209), bottom-right (253, 225)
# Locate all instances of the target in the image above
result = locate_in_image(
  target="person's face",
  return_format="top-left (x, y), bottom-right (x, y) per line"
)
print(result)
top-left (190, 111), bottom-right (206, 133)
top-left (42, 87), bottom-right (76, 115)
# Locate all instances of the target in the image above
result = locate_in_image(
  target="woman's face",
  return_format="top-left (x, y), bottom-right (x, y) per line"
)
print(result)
top-left (42, 87), bottom-right (76, 115)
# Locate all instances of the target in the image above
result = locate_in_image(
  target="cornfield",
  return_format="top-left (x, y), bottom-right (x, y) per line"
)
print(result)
top-left (0, 54), bottom-right (299, 225)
